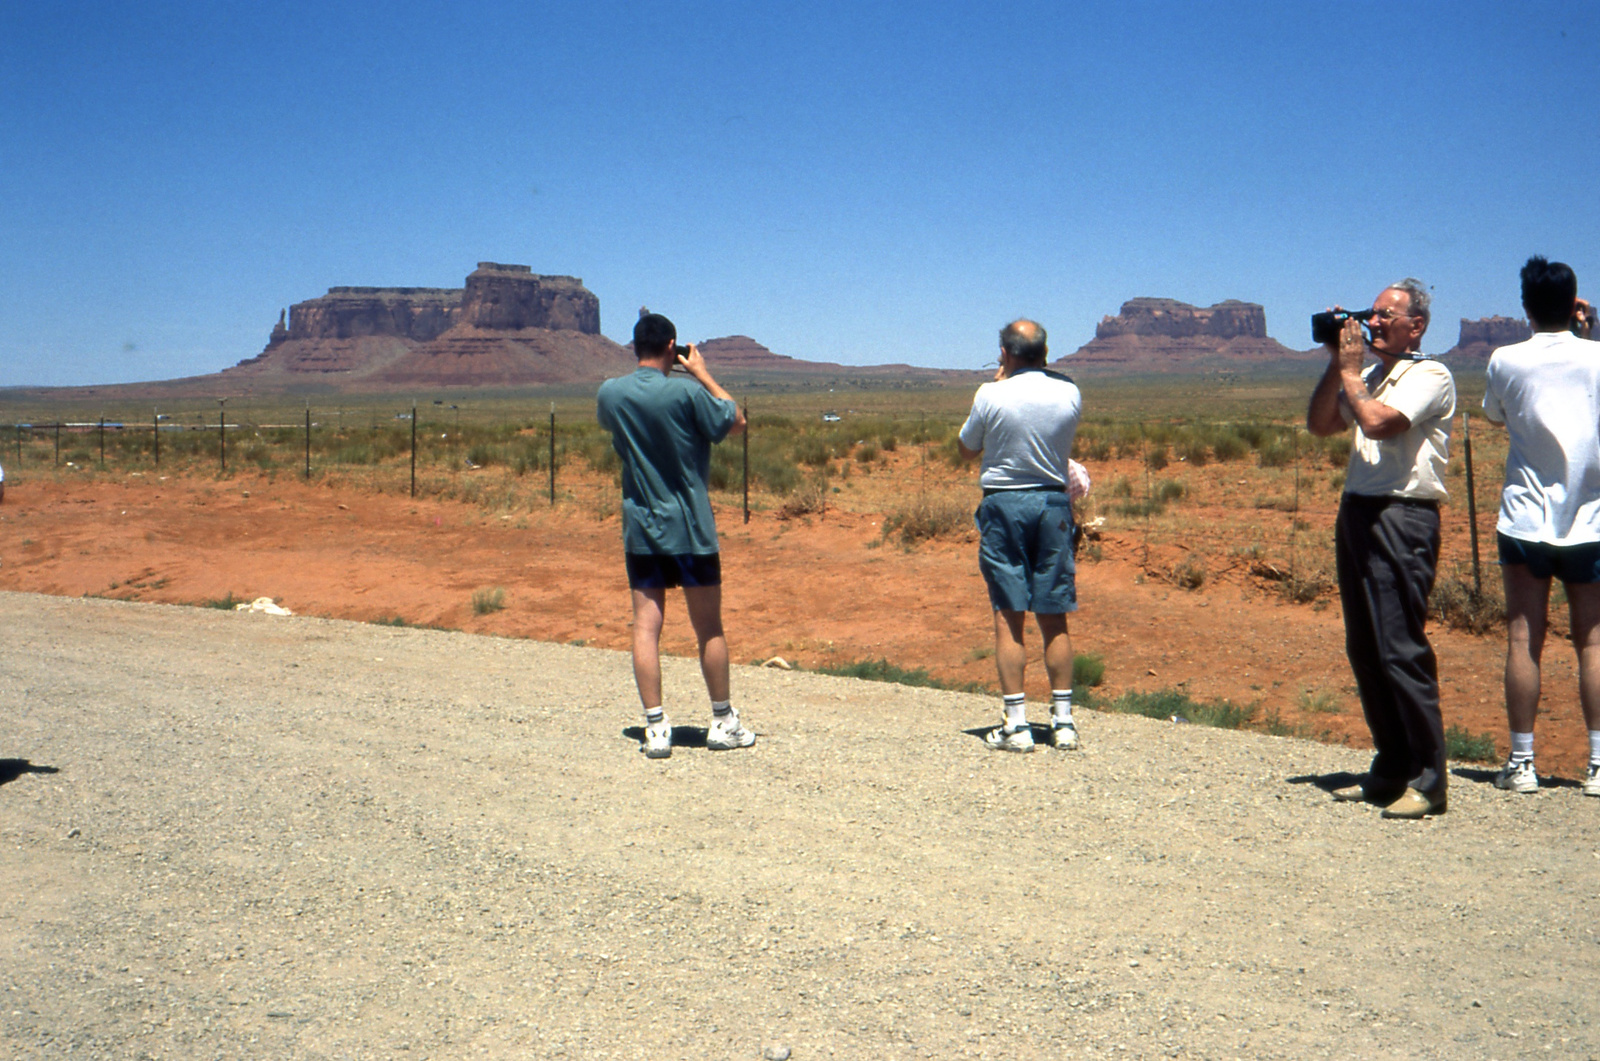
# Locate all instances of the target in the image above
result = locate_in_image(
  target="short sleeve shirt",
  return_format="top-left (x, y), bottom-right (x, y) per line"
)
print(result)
top-left (958, 369), bottom-right (1082, 490)
top-left (596, 368), bottom-right (738, 555)
top-left (1483, 331), bottom-right (1600, 545)
top-left (1339, 358), bottom-right (1455, 501)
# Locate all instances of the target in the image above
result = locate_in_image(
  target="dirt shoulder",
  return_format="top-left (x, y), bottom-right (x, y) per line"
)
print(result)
top-left (0, 472), bottom-right (1585, 774)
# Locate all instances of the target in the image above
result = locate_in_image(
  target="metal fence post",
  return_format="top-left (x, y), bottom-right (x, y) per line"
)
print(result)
top-left (219, 399), bottom-right (227, 473)
top-left (1462, 409), bottom-right (1482, 596)
top-left (99, 417), bottom-right (105, 468)
top-left (409, 402), bottom-right (417, 498)
top-left (742, 402), bottom-right (750, 524)
top-left (548, 404), bottom-right (556, 505)
top-left (153, 409), bottom-right (160, 467)
top-left (305, 405), bottom-right (312, 480)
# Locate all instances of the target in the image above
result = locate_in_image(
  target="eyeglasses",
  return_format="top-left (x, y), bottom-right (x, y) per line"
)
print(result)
top-left (1371, 308), bottom-right (1419, 322)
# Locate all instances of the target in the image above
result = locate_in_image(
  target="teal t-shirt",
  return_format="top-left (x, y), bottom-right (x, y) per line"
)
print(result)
top-left (596, 368), bottom-right (738, 555)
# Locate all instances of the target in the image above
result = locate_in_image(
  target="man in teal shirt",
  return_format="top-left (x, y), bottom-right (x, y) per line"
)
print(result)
top-left (597, 313), bottom-right (751, 759)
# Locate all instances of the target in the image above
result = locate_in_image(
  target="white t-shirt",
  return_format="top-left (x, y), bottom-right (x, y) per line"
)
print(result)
top-left (1339, 358), bottom-right (1455, 501)
top-left (959, 368), bottom-right (1082, 490)
top-left (1483, 330), bottom-right (1600, 545)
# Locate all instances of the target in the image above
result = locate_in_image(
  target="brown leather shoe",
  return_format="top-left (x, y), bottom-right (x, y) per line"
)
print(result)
top-left (1331, 777), bottom-right (1404, 804)
top-left (1380, 787), bottom-right (1448, 819)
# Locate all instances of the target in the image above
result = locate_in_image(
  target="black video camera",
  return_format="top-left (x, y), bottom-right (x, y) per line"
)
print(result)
top-left (1311, 308), bottom-right (1377, 345)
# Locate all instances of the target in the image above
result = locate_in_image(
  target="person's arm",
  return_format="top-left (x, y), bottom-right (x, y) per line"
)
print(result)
top-left (1306, 358), bottom-right (1348, 437)
top-left (1334, 318), bottom-right (1411, 440)
top-left (677, 344), bottom-right (746, 436)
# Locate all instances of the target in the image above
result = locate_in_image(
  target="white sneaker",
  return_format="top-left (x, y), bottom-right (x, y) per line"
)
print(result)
top-left (707, 712), bottom-right (756, 750)
top-left (1049, 719), bottom-right (1080, 750)
top-left (1584, 761), bottom-right (1600, 798)
top-left (985, 724), bottom-right (1035, 753)
top-left (1493, 758), bottom-right (1537, 793)
top-left (642, 718), bottom-right (672, 759)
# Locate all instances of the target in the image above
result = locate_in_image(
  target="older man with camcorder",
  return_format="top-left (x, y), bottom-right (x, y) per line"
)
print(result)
top-left (1307, 279), bottom-right (1456, 819)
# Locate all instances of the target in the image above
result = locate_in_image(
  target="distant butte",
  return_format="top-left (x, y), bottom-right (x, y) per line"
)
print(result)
top-left (229, 262), bottom-right (635, 388)
top-left (1441, 315), bottom-right (1532, 366)
top-left (1058, 298), bottom-right (1315, 370)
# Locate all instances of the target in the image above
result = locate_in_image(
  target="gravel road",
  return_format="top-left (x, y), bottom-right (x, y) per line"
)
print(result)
top-left (3, 590), bottom-right (1598, 1060)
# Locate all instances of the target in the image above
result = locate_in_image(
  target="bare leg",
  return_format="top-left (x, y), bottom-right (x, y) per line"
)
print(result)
top-left (993, 609), bottom-right (1028, 696)
top-left (1502, 564), bottom-right (1550, 734)
top-left (631, 587), bottom-right (667, 710)
top-left (683, 584), bottom-right (731, 703)
top-left (1566, 581), bottom-right (1600, 732)
top-left (1036, 613), bottom-right (1073, 694)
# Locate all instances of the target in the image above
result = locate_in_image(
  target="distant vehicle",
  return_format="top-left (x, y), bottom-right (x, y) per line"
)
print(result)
top-left (822, 412), bottom-right (841, 423)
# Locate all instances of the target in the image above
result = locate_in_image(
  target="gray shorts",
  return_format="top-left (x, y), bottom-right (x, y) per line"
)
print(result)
top-left (976, 489), bottom-right (1077, 614)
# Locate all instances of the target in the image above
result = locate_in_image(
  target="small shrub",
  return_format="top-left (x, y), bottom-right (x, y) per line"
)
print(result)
top-left (1297, 687), bottom-right (1342, 714)
top-left (1261, 709), bottom-right (1310, 738)
top-left (1170, 556), bottom-right (1206, 590)
top-left (1099, 688), bottom-right (1256, 730)
top-left (471, 587), bottom-right (506, 615)
top-left (854, 442), bottom-right (880, 463)
top-left (1209, 430), bottom-right (1248, 463)
top-left (1072, 652), bottom-right (1106, 689)
top-left (202, 592), bottom-right (244, 610)
top-left (777, 475), bottom-right (829, 519)
top-left (1145, 445), bottom-right (1169, 471)
top-left (811, 657), bottom-right (984, 693)
top-left (1155, 479), bottom-right (1186, 503)
top-left (466, 443), bottom-right (498, 467)
top-left (1110, 476), bottom-right (1133, 499)
top-left (881, 497), bottom-right (970, 545)
top-left (1114, 497), bottom-right (1165, 518)
top-left (1431, 574), bottom-right (1504, 634)
top-left (1258, 439), bottom-right (1294, 468)
top-left (1445, 725), bottom-right (1498, 763)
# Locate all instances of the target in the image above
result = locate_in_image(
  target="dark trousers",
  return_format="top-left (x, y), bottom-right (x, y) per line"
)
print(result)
top-left (1334, 494), bottom-right (1446, 795)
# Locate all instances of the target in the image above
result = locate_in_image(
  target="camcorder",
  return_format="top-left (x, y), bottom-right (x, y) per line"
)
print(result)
top-left (1311, 308), bottom-right (1377, 346)
top-left (1572, 300), bottom-right (1596, 339)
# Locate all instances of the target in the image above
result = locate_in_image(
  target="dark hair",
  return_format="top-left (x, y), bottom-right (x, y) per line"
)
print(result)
top-left (633, 313), bottom-right (677, 357)
top-left (1000, 319), bottom-right (1048, 363)
top-left (1521, 256), bottom-right (1579, 329)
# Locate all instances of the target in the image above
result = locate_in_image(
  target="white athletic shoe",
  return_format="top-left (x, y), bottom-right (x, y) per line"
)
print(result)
top-left (1584, 761), bottom-right (1600, 798)
top-left (985, 724), bottom-right (1035, 753)
top-left (642, 718), bottom-right (672, 759)
top-left (707, 712), bottom-right (756, 750)
top-left (1493, 758), bottom-right (1538, 793)
top-left (1049, 719), bottom-right (1080, 750)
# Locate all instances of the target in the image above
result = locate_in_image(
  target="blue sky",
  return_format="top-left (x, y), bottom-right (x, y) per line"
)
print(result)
top-left (3, 0), bottom-right (1598, 386)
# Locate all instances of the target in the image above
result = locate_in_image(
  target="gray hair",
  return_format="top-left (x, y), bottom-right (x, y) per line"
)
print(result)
top-left (1000, 319), bottom-right (1048, 363)
top-left (1388, 278), bottom-right (1431, 324)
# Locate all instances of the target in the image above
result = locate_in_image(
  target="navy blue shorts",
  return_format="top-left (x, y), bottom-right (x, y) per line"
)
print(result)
top-left (1497, 534), bottom-right (1600, 584)
top-left (625, 552), bottom-right (722, 589)
top-left (975, 489), bottom-right (1077, 613)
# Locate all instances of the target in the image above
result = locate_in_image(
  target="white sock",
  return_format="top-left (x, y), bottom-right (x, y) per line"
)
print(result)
top-left (711, 699), bottom-right (733, 720)
top-left (1589, 730), bottom-right (1600, 764)
top-left (645, 707), bottom-right (666, 726)
top-left (1051, 689), bottom-right (1074, 724)
top-left (1510, 731), bottom-right (1534, 762)
top-left (1002, 693), bottom-right (1027, 731)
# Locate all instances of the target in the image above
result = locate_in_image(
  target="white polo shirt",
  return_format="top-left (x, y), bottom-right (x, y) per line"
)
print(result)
top-left (1483, 330), bottom-right (1600, 545)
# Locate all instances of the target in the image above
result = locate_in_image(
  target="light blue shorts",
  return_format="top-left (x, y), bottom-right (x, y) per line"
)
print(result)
top-left (976, 489), bottom-right (1077, 614)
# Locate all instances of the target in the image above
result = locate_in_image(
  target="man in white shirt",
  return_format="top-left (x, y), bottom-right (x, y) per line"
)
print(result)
top-left (1482, 257), bottom-right (1600, 796)
top-left (958, 320), bottom-right (1084, 753)
top-left (1308, 279), bottom-right (1456, 819)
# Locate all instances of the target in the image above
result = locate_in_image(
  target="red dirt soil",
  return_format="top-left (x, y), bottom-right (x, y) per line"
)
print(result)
top-left (1, 472), bottom-right (1591, 777)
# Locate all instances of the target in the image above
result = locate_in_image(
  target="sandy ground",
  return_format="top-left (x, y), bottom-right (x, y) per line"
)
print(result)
top-left (0, 472), bottom-right (1594, 776)
top-left (4, 592), bottom-right (1600, 1060)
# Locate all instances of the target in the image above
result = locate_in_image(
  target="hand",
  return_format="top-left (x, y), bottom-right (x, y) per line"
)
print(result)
top-left (1337, 317), bottom-right (1367, 374)
top-left (1576, 299), bottom-right (1595, 340)
top-left (675, 343), bottom-right (709, 379)
top-left (993, 352), bottom-right (1013, 381)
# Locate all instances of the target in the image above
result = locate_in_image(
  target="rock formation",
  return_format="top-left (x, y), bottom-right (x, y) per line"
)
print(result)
top-left (1441, 316), bottom-right (1532, 366)
top-left (232, 263), bottom-right (628, 388)
top-left (1061, 298), bottom-right (1311, 370)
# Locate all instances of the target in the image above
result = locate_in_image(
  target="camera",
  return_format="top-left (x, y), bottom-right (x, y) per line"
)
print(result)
top-left (1311, 308), bottom-right (1377, 345)
top-left (1571, 299), bottom-right (1595, 340)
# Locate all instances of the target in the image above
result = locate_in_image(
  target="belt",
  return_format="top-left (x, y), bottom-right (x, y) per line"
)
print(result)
top-left (982, 484), bottom-right (1066, 498)
top-left (1343, 493), bottom-right (1440, 511)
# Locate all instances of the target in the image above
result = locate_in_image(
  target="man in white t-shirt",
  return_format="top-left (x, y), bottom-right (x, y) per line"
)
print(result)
top-left (1308, 279), bottom-right (1456, 819)
top-left (1482, 256), bottom-right (1600, 796)
top-left (958, 320), bottom-right (1084, 753)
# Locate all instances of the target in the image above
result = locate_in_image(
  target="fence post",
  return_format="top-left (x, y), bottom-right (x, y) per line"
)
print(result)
top-left (305, 405), bottom-right (312, 480)
top-left (54, 422), bottom-right (60, 466)
top-left (218, 399), bottom-right (227, 473)
top-left (409, 402), bottom-right (417, 498)
top-left (1462, 409), bottom-right (1482, 596)
top-left (153, 409), bottom-right (160, 467)
top-left (742, 402), bottom-right (750, 524)
top-left (14, 424), bottom-right (19, 466)
top-left (1289, 428), bottom-right (1301, 584)
top-left (99, 417), bottom-right (105, 469)
top-left (548, 403), bottom-right (556, 505)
